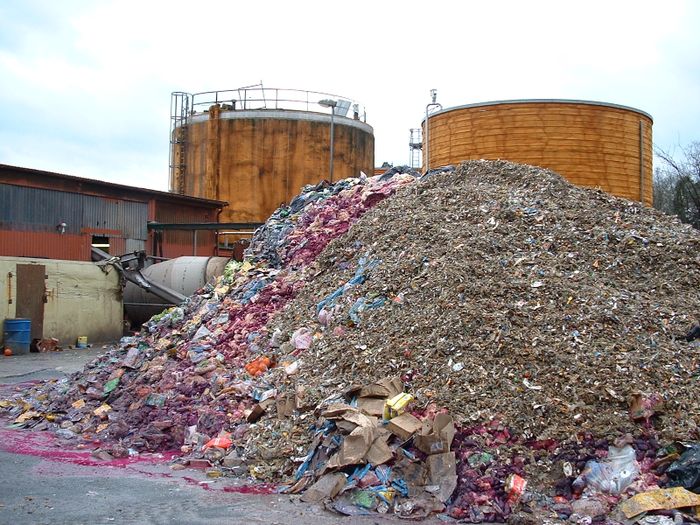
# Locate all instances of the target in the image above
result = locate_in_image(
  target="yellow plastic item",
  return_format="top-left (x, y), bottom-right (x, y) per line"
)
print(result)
top-left (377, 488), bottom-right (396, 504)
top-left (93, 403), bottom-right (112, 417)
top-left (383, 393), bottom-right (414, 420)
top-left (620, 487), bottom-right (700, 518)
top-left (76, 336), bottom-right (88, 348)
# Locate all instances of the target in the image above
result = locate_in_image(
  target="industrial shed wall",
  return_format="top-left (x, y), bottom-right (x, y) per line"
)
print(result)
top-left (424, 101), bottom-right (653, 205)
top-left (0, 183), bottom-right (148, 260)
top-left (0, 164), bottom-right (226, 261)
top-left (175, 108), bottom-right (375, 223)
top-left (152, 200), bottom-right (218, 258)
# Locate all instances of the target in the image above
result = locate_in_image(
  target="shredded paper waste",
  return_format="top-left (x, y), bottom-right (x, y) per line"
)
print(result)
top-left (3, 160), bottom-right (700, 523)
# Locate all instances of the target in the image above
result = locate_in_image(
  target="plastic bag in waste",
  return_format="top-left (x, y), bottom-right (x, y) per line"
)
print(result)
top-left (686, 323), bottom-right (700, 342)
top-left (666, 444), bottom-right (700, 493)
top-left (318, 307), bottom-right (332, 326)
top-left (291, 327), bottom-right (313, 350)
top-left (192, 324), bottom-right (212, 341)
top-left (315, 256), bottom-right (379, 313)
top-left (269, 328), bottom-right (284, 348)
top-left (573, 445), bottom-right (639, 494)
top-left (203, 432), bottom-right (232, 451)
top-left (349, 296), bottom-right (386, 325)
top-left (170, 307), bottom-right (184, 323)
top-left (378, 165), bottom-right (421, 181)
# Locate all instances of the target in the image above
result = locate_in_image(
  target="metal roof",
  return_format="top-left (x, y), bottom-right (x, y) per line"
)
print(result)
top-left (0, 164), bottom-right (228, 207)
top-left (423, 99), bottom-right (653, 123)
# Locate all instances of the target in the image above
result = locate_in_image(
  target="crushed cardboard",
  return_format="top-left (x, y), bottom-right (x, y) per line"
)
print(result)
top-left (414, 413), bottom-right (455, 455)
top-left (301, 472), bottom-right (347, 503)
top-left (386, 412), bottom-right (422, 441)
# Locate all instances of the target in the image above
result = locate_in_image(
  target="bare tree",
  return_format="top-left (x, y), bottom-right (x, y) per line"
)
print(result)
top-left (653, 167), bottom-right (677, 215)
top-left (654, 142), bottom-right (700, 229)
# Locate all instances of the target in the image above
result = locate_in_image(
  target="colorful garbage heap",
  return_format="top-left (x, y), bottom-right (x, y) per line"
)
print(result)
top-left (1, 169), bottom-right (418, 445)
top-left (3, 160), bottom-right (700, 523)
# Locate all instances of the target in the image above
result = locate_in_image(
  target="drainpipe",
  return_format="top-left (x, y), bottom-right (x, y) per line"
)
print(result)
top-left (215, 206), bottom-right (223, 256)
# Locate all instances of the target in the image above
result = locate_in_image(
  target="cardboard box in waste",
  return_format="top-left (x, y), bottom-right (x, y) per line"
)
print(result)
top-left (386, 412), bottom-right (422, 441)
top-left (383, 392), bottom-right (414, 419)
top-left (394, 456), bottom-right (427, 493)
top-left (365, 429), bottom-right (393, 466)
top-left (276, 394), bottom-right (296, 420)
top-left (300, 472), bottom-right (347, 503)
top-left (355, 377), bottom-right (403, 399)
top-left (327, 426), bottom-right (376, 469)
top-left (246, 403), bottom-right (266, 422)
top-left (426, 452), bottom-right (458, 503)
top-left (414, 413), bottom-right (455, 455)
top-left (321, 404), bottom-right (377, 428)
top-left (620, 487), bottom-right (700, 518)
top-left (357, 397), bottom-right (385, 417)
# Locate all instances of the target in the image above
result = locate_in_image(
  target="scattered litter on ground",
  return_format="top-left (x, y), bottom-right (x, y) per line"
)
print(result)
top-left (35, 338), bottom-right (61, 353)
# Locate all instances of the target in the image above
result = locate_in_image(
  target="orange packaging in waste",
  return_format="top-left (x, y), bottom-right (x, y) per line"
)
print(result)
top-left (203, 433), bottom-right (233, 451)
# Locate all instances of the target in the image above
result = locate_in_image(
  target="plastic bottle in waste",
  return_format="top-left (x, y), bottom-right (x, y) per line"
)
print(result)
top-left (572, 445), bottom-right (639, 494)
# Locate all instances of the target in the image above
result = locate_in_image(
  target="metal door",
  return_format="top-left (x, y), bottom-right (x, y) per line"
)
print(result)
top-left (15, 264), bottom-right (46, 340)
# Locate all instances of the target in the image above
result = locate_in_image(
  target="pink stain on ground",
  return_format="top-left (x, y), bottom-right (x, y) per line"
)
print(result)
top-left (0, 420), bottom-right (275, 494)
top-left (222, 484), bottom-right (276, 494)
top-left (0, 423), bottom-right (176, 467)
top-left (177, 477), bottom-right (276, 495)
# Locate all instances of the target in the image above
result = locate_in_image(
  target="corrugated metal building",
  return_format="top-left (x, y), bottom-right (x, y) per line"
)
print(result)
top-left (0, 164), bottom-right (227, 261)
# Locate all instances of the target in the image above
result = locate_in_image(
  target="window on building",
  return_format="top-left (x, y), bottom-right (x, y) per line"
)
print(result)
top-left (91, 235), bottom-right (110, 253)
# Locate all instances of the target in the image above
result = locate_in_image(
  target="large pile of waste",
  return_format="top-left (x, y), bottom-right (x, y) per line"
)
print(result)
top-left (5, 160), bottom-right (700, 523)
top-left (275, 160), bottom-right (700, 441)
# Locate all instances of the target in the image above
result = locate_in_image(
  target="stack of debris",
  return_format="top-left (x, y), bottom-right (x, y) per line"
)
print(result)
top-left (285, 378), bottom-right (458, 518)
top-left (271, 160), bottom-right (700, 443)
top-left (4, 160), bottom-right (700, 523)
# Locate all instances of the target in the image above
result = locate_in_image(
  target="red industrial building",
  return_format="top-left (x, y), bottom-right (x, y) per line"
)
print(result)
top-left (0, 164), bottom-right (228, 261)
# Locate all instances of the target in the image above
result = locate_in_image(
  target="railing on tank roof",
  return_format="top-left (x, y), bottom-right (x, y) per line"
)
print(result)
top-left (168, 85), bottom-right (367, 194)
top-left (186, 84), bottom-right (367, 122)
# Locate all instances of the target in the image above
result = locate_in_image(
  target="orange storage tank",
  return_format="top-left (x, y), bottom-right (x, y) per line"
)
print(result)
top-left (170, 88), bottom-right (375, 224)
top-left (423, 99), bottom-right (653, 205)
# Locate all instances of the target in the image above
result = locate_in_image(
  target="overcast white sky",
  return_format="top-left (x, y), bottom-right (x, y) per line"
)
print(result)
top-left (0, 0), bottom-right (698, 190)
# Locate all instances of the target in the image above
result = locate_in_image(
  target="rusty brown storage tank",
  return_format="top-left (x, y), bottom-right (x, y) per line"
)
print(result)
top-left (170, 87), bottom-right (375, 224)
top-left (423, 99), bottom-right (653, 205)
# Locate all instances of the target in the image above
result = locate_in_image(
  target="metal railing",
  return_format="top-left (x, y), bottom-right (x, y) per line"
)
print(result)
top-left (169, 84), bottom-right (368, 192)
top-left (184, 83), bottom-right (367, 122)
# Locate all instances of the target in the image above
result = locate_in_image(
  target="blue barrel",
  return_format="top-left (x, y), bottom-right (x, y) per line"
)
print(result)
top-left (3, 318), bottom-right (31, 355)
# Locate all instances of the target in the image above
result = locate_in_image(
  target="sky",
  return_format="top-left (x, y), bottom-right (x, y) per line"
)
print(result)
top-left (0, 0), bottom-right (698, 191)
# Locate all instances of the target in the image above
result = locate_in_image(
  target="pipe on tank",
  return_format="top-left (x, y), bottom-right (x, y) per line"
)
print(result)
top-left (424, 89), bottom-right (442, 173)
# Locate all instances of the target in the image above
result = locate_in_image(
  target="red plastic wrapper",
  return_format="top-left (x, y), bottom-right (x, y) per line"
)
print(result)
top-left (505, 473), bottom-right (527, 505)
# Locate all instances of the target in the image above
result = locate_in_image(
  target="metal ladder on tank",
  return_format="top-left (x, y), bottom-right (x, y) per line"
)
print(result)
top-left (409, 128), bottom-right (422, 169)
top-left (169, 92), bottom-right (190, 193)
